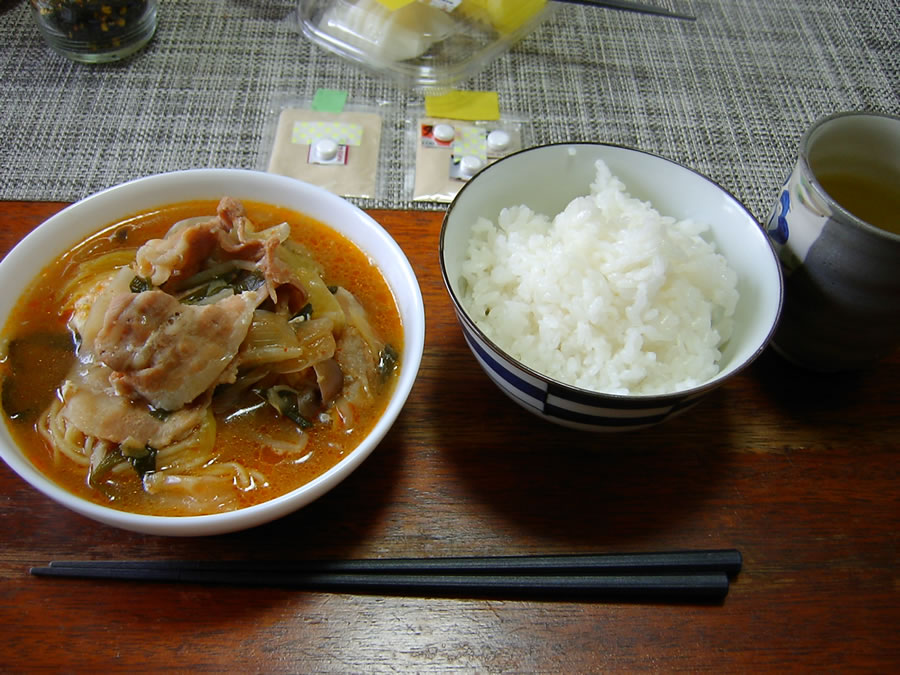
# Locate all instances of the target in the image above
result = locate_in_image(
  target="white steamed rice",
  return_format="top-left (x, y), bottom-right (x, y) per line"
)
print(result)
top-left (460, 159), bottom-right (739, 396)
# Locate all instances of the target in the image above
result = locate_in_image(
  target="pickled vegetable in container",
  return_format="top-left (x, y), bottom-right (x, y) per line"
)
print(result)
top-left (296, 0), bottom-right (555, 87)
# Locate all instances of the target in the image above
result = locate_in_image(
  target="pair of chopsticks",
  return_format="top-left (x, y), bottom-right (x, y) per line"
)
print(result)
top-left (558, 0), bottom-right (696, 22)
top-left (31, 549), bottom-right (741, 601)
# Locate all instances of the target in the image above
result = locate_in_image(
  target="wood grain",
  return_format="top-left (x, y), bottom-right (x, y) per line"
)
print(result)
top-left (0, 201), bottom-right (897, 672)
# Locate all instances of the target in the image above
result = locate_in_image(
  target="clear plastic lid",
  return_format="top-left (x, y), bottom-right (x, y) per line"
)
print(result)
top-left (296, 0), bottom-right (555, 88)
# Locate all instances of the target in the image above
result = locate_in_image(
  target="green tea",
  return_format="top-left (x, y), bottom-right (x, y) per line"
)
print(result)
top-left (816, 171), bottom-right (900, 235)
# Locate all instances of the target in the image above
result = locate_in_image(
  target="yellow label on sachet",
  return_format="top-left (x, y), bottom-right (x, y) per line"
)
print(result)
top-left (425, 91), bottom-right (501, 121)
top-left (292, 121), bottom-right (364, 146)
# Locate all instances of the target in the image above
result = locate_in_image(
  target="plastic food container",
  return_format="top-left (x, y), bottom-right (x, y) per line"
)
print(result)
top-left (296, 0), bottom-right (556, 87)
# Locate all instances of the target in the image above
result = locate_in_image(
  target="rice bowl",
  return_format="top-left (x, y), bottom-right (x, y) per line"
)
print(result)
top-left (440, 143), bottom-right (783, 431)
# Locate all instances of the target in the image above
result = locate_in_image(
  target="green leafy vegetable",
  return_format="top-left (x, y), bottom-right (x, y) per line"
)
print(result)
top-left (121, 444), bottom-right (157, 477)
top-left (88, 448), bottom-right (126, 489)
top-left (292, 303), bottom-right (313, 321)
top-left (130, 276), bottom-right (152, 293)
top-left (258, 386), bottom-right (313, 429)
top-left (180, 269), bottom-right (266, 305)
top-left (378, 344), bottom-right (400, 380)
top-left (234, 271), bottom-right (266, 293)
top-left (148, 406), bottom-right (171, 421)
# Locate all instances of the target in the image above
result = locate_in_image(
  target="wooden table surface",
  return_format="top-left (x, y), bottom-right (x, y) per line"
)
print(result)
top-left (1, 201), bottom-right (897, 673)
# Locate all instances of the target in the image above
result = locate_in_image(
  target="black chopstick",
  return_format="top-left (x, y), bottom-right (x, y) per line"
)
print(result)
top-left (35, 549), bottom-right (742, 576)
top-left (30, 566), bottom-right (730, 599)
top-left (556, 0), bottom-right (697, 21)
top-left (30, 549), bottom-right (740, 601)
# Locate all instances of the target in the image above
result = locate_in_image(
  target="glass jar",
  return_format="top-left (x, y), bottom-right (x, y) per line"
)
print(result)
top-left (30, 0), bottom-right (158, 63)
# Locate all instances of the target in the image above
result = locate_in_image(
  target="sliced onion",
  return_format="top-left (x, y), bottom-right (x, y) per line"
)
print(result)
top-left (259, 426), bottom-right (310, 455)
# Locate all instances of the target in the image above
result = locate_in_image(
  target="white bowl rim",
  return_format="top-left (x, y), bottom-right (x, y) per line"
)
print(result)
top-left (0, 169), bottom-right (426, 536)
top-left (439, 141), bottom-right (784, 403)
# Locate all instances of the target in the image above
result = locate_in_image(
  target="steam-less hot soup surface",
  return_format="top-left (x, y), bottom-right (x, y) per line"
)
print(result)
top-left (0, 197), bottom-right (403, 516)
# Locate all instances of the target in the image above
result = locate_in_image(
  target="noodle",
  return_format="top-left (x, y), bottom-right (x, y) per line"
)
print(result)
top-left (38, 398), bottom-right (90, 467)
top-left (153, 410), bottom-right (216, 473)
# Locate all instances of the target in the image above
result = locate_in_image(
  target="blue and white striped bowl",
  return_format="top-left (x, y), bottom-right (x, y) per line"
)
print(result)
top-left (439, 143), bottom-right (783, 432)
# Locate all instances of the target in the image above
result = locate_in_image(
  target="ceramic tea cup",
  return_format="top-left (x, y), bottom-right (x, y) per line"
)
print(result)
top-left (765, 111), bottom-right (900, 372)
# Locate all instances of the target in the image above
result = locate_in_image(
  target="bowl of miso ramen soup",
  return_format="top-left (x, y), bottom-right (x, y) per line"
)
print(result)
top-left (0, 170), bottom-right (425, 535)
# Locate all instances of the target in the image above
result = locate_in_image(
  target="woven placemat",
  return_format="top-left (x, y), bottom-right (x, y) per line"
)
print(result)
top-left (1, 0), bottom-right (897, 218)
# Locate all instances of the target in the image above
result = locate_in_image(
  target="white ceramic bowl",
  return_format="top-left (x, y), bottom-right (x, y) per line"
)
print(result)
top-left (0, 169), bottom-right (425, 535)
top-left (440, 143), bottom-right (783, 431)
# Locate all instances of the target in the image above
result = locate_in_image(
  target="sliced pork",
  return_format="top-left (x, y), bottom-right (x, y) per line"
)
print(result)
top-left (59, 362), bottom-right (207, 448)
top-left (94, 289), bottom-right (260, 411)
top-left (134, 197), bottom-right (308, 313)
top-left (135, 217), bottom-right (223, 287)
